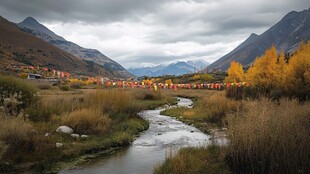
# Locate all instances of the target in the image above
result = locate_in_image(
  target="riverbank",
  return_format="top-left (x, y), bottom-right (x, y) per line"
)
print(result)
top-left (154, 90), bottom-right (310, 174)
top-left (161, 90), bottom-right (236, 134)
top-left (59, 97), bottom-right (211, 174)
top-left (0, 78), bottom-right (176, 174)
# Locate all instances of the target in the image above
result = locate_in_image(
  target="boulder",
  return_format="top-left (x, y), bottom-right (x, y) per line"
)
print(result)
top-left (81, 135), bottom-right (89, 138)
top-left (70, 134), bottom-right (80, 138)
top-left (56, 126), bottom-right (73, 134)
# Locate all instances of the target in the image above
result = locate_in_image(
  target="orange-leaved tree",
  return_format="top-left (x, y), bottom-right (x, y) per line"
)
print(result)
top-left (285, 41), bottom-right (310, 99)
top-left (226, 42), bottom-right (310, 99)
top-left (277, 51), bottom-right (288, 90)
top-left (225, 61), bottom-right (245, 83)
top-left (246, 46), bottom-right (279, 93)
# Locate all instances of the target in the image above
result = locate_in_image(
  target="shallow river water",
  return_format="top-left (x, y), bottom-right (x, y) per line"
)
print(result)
top-left (60, 98), bottom-right (217, 174)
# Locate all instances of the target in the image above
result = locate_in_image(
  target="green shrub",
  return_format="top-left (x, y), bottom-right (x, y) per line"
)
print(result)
top-left (111, 132), bottom-right (133, 146)
top-left (113, 118), bottom-right (148, 134)
top-left (59, 85), bottom-right (70, 91)
top-left (26, 102), bottom-right (53, 122)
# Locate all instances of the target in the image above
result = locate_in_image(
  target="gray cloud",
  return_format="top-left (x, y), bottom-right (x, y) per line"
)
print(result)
top-left (0, 0), bottom-right (166, 23)
top-left (0, 0), bottom-right (309, 68)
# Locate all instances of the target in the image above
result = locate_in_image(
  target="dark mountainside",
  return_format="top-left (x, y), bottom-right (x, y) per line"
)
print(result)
top-left (208, 8), bottom-right (310, 71)
top-left (0, 16), bottom-right (111, 76)
top-left (17, 17), bottom-right (133, 78)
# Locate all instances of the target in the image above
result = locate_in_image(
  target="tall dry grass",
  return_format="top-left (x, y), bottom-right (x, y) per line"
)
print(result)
top-left (197, 92), bottom-right (240, 125)
top-left (0, 116), bottom-right (33, 154)
top-left (27, 94), bottom-right (84, 121)
top-left (133, 89), bottom-right (164, 101)
top-left (225, 98), bottom-right (310, 173)
top-left (0, 114), bottom-right (53, 162)
top-left (83, 89), bottom-right (137, 114)
top-left (28, 89), bottom-right (140, 121)
top-left (153, 146), bottom-right (228, 174)
top-left (62, 108), bottom-right (111, 135)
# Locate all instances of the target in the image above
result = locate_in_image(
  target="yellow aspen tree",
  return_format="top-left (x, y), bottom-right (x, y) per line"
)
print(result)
top-left (286, 41), bottom-right (310, 97)
top-left (246, 45), bottom-right (278, 92)
top-left (193, 74), bottom-right (201, 81)
top-left (225, 61), bottom-right (245, 83)
top-left (276, 51), bottom-right (288, 90)
top-left (165, 79), bottom-right (173, 85)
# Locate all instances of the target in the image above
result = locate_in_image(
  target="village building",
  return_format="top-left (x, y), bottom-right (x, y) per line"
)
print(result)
top-left (27, 73), bottom-right (41, 79)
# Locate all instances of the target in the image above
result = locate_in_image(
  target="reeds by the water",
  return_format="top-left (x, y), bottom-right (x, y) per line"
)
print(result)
top-left (225, 98), bottom-right (310, 173)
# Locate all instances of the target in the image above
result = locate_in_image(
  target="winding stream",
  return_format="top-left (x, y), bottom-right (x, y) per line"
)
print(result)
top-left (60, 98), bottom-right (219, 174)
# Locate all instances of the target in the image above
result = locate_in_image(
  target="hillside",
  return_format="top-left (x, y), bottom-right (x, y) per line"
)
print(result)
top-left (208, 8), bottom-right (310, 71)
top-left (17, 17), bottom-right (133, 78)
top-left (0, 16), bottom-right (112, 76)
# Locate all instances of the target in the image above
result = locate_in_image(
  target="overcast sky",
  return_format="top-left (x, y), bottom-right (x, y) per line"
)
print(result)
top-left (0, 0), bottom-right (309, 68)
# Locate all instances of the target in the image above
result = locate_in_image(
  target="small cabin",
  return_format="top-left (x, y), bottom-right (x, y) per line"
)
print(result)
top-left (28, 74), bottom-right (42, 80)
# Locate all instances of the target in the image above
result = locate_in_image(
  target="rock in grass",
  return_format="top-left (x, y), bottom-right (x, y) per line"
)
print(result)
top-left (56, 126), bottom-right (73, 134)
top-left (71, 134), bottom-right (80, 138)
top-left (81, 135), bottom-right (89, 138)
top-left (56, 143), bottom-right (63, 148)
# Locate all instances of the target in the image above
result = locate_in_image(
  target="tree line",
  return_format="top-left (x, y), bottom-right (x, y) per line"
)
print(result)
top-left (225, 41), bottom-right (310, 100)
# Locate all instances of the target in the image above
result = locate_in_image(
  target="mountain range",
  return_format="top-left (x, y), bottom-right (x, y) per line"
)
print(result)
top-left (128, 60), bottom-right (209, 77)
top-left (208, 8), bottom-right (310, 71)
top-left (1, 8), bottom-right (309, 77)
top-left (16, 17), bottom-right (132, 78)
top-left (0, 16), bottom-right (112, 76)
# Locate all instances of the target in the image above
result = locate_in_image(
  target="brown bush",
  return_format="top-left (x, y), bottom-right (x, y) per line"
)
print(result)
top-left (62, 109), bottom-right (111, 135)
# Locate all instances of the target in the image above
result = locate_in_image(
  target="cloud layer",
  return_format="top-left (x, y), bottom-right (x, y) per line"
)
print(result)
top-left (0, 0), bottom-right (308, 68)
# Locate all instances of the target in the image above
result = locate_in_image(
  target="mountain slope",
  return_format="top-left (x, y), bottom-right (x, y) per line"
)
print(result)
top-left (0, 16), bottom-right (108, 76)
top-left (128, 60), bottom-right (209, 77)
top-left (17, 17), bottom-right (133, 78)
top-left (161, 62), bottom-right (196, 76)
top-left (208, 8), bottom-right (310, 71)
